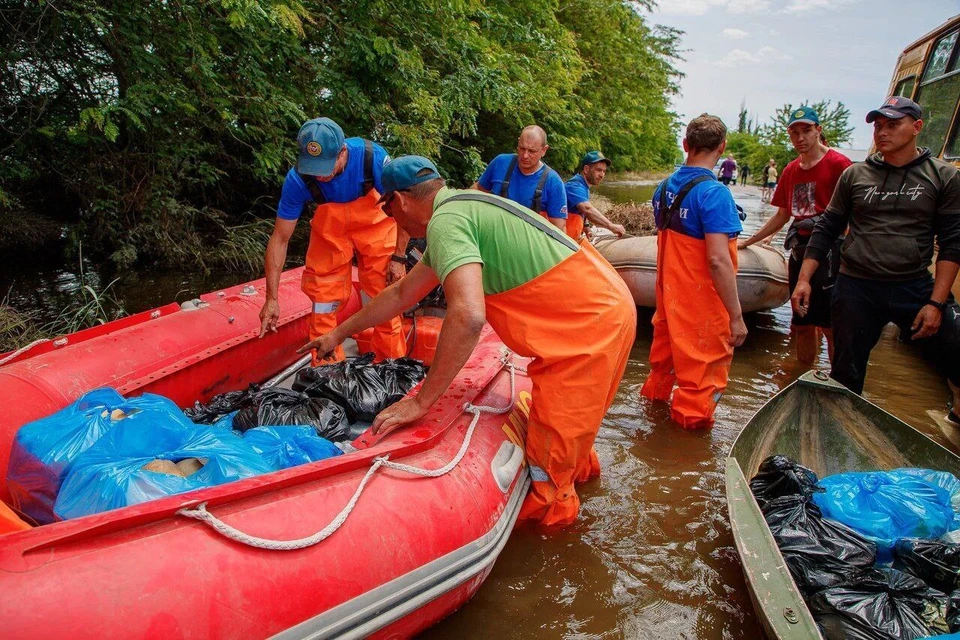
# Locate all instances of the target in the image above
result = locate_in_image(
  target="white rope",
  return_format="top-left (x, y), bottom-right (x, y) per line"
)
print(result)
top-left (178, 357), bottom-right (520, 550)
top-left (0, 339), bottom-right (50, 367)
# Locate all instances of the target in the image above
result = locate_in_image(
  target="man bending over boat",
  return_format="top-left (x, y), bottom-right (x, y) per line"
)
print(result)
top-left (259, 117), bottom-right (408, 363)
top-left (793, 97), bottom-right (960, 423)
top-left (564, 151), bottom-right (626, 239)
top-left (738, 106), bottom-right (851, 364)
top-left (641, 114), bottom-right (746, 428)
top-left (300, 156), bottom-right (637, 528)
top-left (470, 125), bottom-right (569, 231)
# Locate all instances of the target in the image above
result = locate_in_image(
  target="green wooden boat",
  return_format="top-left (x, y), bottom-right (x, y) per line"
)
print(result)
top-left (725, 370), bottom-right (960, 639)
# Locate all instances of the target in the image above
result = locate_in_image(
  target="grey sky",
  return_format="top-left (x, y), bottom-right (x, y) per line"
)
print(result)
top-left (646, 1), bottom-right (960, 150)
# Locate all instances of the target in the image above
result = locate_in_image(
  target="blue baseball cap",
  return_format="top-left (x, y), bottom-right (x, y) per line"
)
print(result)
top-left (377, 156), bottom-right (443, 203)
top-left (787, 106), bottom-right (820, 127)
top-left (296, 118), bottom-right (345, 177)
top-left (580, 150), bottom-right (612, 169)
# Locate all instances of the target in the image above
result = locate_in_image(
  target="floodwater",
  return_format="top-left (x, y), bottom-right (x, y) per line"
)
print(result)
top-left (423, 181), bottom-right (960, 639)
top-left (4, 180), bottom-right (956, 639)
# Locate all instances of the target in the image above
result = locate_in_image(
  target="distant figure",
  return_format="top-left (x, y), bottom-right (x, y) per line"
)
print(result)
top-left (738, 106), bottom-right (851, 364)
top-left (792, 96), bottom-right (960, 423)
top-left (761, 159), bottom-right (778, 202)
top-left (739, 163), bottom-right (750, 186)
top-left (719, 154), bottom-right (737, 186)
top-left (472, 125), bottom-right (568, 230)
top-left (564, 151), bottom-right (626, 239)
top-left (642, 114), bottom-right (746, 428)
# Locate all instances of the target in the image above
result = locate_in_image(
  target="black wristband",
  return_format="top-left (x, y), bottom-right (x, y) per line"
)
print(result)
top-left (928, 299), bottom-right (947, 311)
top-left (390, 255), bottom-right (406, 264)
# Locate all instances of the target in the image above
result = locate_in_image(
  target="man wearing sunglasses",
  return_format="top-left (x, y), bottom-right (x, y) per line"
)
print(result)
top-left (302, 156), bottom-right (636, 529)
top-left (259, 117), bottom-right (408, 364)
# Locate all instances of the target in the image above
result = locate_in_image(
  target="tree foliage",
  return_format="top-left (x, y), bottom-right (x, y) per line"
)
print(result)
top-left (1, 0), bottom-right (682, 267)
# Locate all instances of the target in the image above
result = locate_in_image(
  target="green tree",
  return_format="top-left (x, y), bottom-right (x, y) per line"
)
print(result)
top-left (737, 98), bottom-right (748, 134)
top-left (765, 99), bottom-right (855, 148)
top-left (1, 0), bottom-right (683, 268)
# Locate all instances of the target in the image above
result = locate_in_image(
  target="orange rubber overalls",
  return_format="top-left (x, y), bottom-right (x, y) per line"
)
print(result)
top-left (300, 143), bottom-right (406, 363)
top-left (565, 213), bottom-right (584, 240)
top-left (640, 175), bottom-right (738, 428)
top-left (446, 193), bottom-right (637, 528)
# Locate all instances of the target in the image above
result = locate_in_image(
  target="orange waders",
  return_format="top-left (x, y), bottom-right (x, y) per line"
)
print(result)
top-left (485, 241), bottom-right (636, 528)
top-left (640, 228), bottom-right (738, 428)
top-left (301, 188), bottom-right (406, 363)
top-left (565, 213), bottom-right (584, 240)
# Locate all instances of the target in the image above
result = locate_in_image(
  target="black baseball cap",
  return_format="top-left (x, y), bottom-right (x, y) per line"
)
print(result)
top-left (866, 96), bottom-right (922, 123)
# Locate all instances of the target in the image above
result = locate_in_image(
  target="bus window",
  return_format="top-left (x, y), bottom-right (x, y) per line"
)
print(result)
top-left (916, 29), bottom-right (960, 155)
top-left (923, 30), bottom-right (958, 81)
top-left (894, 75), bottom-right (916, 98)
top-left (946, 118), bottom-right (960, 159)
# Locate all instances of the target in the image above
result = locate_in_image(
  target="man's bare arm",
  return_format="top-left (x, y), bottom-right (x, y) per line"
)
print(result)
top-left (259, 218), bottom-right (297, 337)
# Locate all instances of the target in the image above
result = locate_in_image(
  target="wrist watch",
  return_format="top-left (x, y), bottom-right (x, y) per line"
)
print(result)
top-left (928, 299), bottom-right (947, 311)
top-left (390, 255), bottom-right (406, 264)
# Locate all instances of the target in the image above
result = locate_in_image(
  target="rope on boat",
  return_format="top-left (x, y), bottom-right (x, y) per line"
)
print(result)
top-left (177, 356), bottom-right (520, 550)
top-left (0, 339), bottom-right (50, 367)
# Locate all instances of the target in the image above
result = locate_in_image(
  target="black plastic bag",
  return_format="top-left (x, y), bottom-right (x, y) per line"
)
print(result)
top-left (948, 589), bottom-right (960, 632)
top-left (810, 568), bottom-right (949, 640)
top-left (293, 354), bottom-right (399, 422)
top-left (233, 388), bottom-right (349, 441)
top-left (374, 357), bottom-right (427, 397)
top-left (185, 384), bottom-right (259, 424)
top-left (762, 493), bottom-right (876, 593)
top-left (749, 454), bottom-right (821, 507)
top-left (894, 538), bottom-right (960, 595)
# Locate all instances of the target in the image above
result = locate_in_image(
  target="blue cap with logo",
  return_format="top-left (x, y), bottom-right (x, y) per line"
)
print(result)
top-left (377, 156), bottom-right (443, 203)
top-left (787, 106), bottom-right (820, 127)
top-left (296, 118), bottom-right (346, 177)
top-left (580, 150), bottom-right (612, 168)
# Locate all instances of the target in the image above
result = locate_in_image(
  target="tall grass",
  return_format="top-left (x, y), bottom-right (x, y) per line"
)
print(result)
top-left (217, 219), bottom-right (274, 274)
top-left (1, 267), bottom-right (127, 354)
top-left (0, 301), bottom-right (43, 353)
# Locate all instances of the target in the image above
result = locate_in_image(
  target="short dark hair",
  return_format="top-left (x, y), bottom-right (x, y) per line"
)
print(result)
top-left (685, 114), bottom-right (726, 152)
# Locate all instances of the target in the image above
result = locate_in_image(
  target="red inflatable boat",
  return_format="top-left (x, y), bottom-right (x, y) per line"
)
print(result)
top-left (0, 268), bottom-right (532, 639)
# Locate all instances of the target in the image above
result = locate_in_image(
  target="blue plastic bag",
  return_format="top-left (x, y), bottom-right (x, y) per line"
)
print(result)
top-left (54, 412), bottom-right (274, 520)
top-left (242, 427), bottom-right (342, 470)
top-left (7, 388), bottom-right (182, 524)
top-left (814, 469), bottom-right (956, 562)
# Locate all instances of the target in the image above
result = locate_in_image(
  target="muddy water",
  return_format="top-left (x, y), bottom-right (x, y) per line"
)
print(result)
top-left (423, 181), bottom-right (959, 639)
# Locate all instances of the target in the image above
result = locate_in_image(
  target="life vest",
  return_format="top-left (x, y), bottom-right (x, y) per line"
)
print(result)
top-left (499, 155), bottom-right (555, 213)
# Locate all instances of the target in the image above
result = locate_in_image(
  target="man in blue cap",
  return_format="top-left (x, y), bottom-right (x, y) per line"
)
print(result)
top-left (738, 105), bottom-right (851, 364)
top-left (259, 117), bottom-right (408, 363)
top-left (471, 125), bottom-right (568, 229)
top-left (301, 155), bottom-right (636, 529)
top-left (564, 151), bottom-right (626, 239)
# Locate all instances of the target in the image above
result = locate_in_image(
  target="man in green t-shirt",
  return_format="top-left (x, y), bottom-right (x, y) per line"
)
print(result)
top-left (300, 156), bottom-right (637, 529)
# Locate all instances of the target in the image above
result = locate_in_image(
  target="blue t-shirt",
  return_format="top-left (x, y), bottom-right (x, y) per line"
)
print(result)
top-left (564, 173), bottom-right (590, 216)
top-left (652, 166), bottom-right (742, 240)
top-left (276, 137), bottom-right (391, 221)
top-left (477, 154), bottom-right (568, 219)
